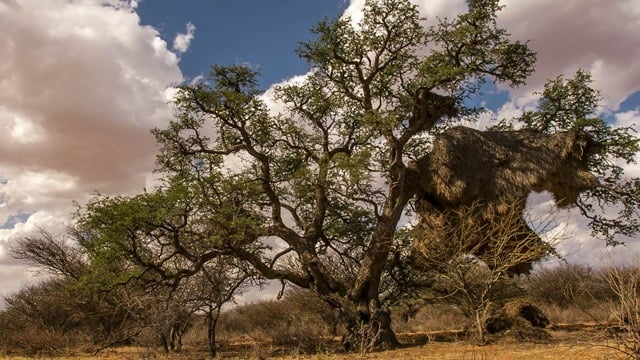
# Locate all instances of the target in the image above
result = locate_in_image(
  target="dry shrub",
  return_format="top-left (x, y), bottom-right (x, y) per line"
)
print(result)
top-left (218, 288), bottom-right (338, 354)
top-left (0, 308), bottom-right (88, 356)
top-left (537, 302), bottom-right (611, 325)
top-left (601, 264), bottom-right (640, 359)
top-left (525, 264), bottom-right (616, 309)
top-left (0, 280), bottom-right (96, 356)
top-left (393, 304), bottom-right (467, 333)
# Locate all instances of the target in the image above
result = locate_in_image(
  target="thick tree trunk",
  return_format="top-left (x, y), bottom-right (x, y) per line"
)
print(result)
top-left (316, 288), bottom-right (400, 352)
top-left (339, 306), bottom-right (399, 352)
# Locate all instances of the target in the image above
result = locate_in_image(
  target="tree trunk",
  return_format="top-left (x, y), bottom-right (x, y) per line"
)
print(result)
top-left (160, 334), bottom-right (170, 354)
top-left (337, 302), bottom-right (399, 352)
top-left (475, 311), bottom-right (485, 345)
top-left (207, 312), bottom-right (218, 358)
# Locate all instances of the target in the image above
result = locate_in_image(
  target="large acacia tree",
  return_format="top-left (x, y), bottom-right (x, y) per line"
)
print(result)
top-left (78, 0), bottom-right (639, 349)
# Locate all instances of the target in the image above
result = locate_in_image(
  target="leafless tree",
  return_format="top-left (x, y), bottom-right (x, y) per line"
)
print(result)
top-left (413, 199), bottom-right (561, 344)
top-left (11, 229), bottom-right (86, 280)
top-left (602, 264), bottom-right (640, 359)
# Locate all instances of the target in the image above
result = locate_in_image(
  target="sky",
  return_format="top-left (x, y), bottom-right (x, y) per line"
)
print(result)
top-left (0, 0), bottom-right (639, 300)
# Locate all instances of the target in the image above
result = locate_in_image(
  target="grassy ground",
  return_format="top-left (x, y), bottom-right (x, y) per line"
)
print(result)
top-left (0, 327), bottom-right (626, 360)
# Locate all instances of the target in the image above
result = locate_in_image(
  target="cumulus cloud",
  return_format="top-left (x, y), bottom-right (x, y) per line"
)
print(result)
top-left (346, 0), bottom-right (640, 112)
top-left (493, 1), bottom-right (640, 265)
top-left (0, 0), bottom-right (183, 295)
top-left (342, 0), bottom-right (467, 25)
top-left (173, 22), bottom-right (196, 54)
top-left (497, 0), bottom-right (640, 111)
top-left (1, 0), bottom-right (638, 299)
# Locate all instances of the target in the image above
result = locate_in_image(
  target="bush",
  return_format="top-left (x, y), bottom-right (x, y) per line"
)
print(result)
top-left (0, 279), bottom-right (92, 355)
top-left (602, 264), bottom-right (640, 359)
top-left (525, 264), bottom-right (615, 309)
top-left (0, 305), bottom-right (88, 356)
top-left (218, 288), bottom-right (338, 354)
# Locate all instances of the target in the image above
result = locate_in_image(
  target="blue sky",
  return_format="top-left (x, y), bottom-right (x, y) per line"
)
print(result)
top-left (0, 0), bottom-right (639, 299)
top-left (137, 1), bottom-right (347, 87)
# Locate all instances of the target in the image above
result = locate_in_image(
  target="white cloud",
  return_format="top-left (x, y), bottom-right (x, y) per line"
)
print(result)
top-left (344, 0), bottom-right (640, 111)
top-left (342, 0), bottom-right (467, 25)
top-left (0, 0), bottom-right (183, 294)
top-left (341, 0), bottom-right (366, 23)
top-left (173, 22), bottom-right (196, 54)
top-left (7, 115), bottom-right (47, 144)
top-left (497, 0), bottom-right (640, 111)
top-left (0, 0), bottom-right (18, 9)
top-left (1, 0), bottom-right (638, 299)
top-left (414, 0), bottom-right (467, 21)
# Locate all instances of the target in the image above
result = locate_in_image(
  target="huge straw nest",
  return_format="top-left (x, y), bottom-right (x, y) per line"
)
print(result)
top-left (408, 126), bottom-right (601, 273)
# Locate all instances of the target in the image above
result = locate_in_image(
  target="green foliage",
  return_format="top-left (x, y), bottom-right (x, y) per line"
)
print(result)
top-left (421, 0), bottom-right (535, 95)
top-left (515, 70), bottom-right (640, 244)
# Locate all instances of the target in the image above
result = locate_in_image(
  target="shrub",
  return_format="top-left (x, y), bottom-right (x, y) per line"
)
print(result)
top-left (525, 264), bottom-right (615, 309)
top-left (218, 288), bottom-right (338, 354)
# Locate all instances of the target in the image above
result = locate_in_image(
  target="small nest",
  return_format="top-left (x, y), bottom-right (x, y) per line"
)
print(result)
top-left (485, 302), bottom-right (551, 342)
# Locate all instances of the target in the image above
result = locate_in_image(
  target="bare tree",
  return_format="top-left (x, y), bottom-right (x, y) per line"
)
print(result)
top-left (11, 229), bottom-right (86, 280)
top-left (413, 199), bottom-right (560, 344)
top-left (602, 264), bottom-right (640, 359)
top-left (182, 260), bottom-right (255, 358)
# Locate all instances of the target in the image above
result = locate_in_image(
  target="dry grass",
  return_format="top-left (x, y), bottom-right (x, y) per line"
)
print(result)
top-left (540, 302), bottom-right (611, 325)
top-left (0, 327), bottom-right (625, 360)
top-left (393, 304), bottom-right (467, 333)
top-left (284, 342), bottom-right (620, 360)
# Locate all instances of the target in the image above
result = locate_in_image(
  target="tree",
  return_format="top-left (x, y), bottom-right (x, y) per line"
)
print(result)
top-left (11, 219), bottom-right (252, 357)
top-left (181, 259), bottom-right (254, 357)
top-left (10, 231), bottom-right (192, 352)
top-left (73, 180), bottom-right (258, 356)
top-left (77, 0), bottom-right (639, 350)
top-left (414, 199), bottom-right (557, 344)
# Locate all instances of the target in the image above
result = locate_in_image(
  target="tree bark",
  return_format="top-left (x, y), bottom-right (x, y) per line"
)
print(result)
top-left (207, 313), bottom-right (218, 358)
top-left (339, 306), bottom-right (399, 352)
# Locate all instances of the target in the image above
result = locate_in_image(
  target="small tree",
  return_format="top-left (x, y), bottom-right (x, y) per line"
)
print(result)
top-left (73, 181), bottom-right (257, 357)
top-left (603, 264), bottom-right (640, 359)
top-left (414, 200), bottom-right (557, 344)
top-left (181, 260), bottom-right (254, 357)
top-left (11, 222), bottom-right (252, 357)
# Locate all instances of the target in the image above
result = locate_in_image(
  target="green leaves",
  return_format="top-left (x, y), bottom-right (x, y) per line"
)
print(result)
top-left (75, 175), bottom-right (264, 288)
top-left (514, 70), bottom-right (640, 245)
top-left (421, 0), bottom-right (535, 95)
top-left (522, 70), bottom-right (601, 133)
